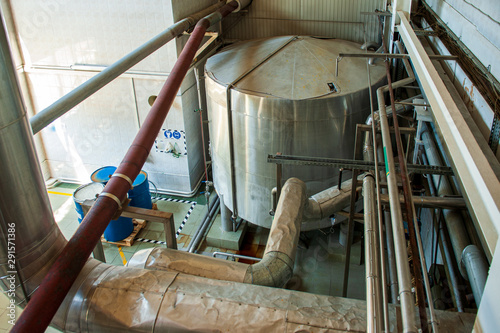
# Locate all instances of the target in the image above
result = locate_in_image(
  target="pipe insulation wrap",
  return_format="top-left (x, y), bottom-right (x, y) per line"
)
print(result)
top-left (227, 0), bottom-right (252, 12)
top-left (303, 176), bottom-right (363, 220)
top-left (129, 177), bottom-right (307, 288)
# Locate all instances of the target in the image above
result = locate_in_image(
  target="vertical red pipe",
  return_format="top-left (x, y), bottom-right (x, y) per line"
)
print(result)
top-left (12, 3), bottom-right (238, 332)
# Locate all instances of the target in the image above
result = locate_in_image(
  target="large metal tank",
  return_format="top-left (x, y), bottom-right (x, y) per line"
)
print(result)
top-left (205, 36), bottom-right (386, 228)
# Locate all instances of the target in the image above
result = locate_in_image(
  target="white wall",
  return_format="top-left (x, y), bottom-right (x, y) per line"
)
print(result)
top-left (5, 0), bottom-right (219, 194)
top-left (424, 0), bottom-right (500, 160)
top-left (222, 0), bottom-right (385, 43)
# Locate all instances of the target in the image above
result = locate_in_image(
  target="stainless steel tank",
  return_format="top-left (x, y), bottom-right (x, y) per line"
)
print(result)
top-left (205, 36), bottom-right (386, 228)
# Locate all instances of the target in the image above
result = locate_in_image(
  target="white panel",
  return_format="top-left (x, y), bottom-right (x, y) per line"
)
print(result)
top-left (133, 77), bottom-right (201, 195)
top-left (222, 0), bottom-right (384, 43)
top-left (10, 0), bottom-right (177, 73)
top-left (425, 0), bottom-right (500, 82)
top-left (28, 72), bottom-right (139, 182)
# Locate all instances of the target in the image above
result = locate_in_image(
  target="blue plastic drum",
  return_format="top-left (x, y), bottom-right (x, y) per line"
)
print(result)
top-left (90, 166), bottom-right (117, 184)
top-left (128, 171), bottom-right (152, 209)
top-left (91, 166), bottom-right (152, 209)
top-left (104, 214), bottom-right (134, 242)
top-left (73, 183), bottom-right (104, 223)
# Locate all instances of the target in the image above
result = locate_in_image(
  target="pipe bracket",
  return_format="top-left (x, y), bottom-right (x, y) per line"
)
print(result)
top-left (112, 173), bottom-right (134, 188)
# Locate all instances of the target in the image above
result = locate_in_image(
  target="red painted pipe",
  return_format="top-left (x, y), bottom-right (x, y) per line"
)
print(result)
top-left (12, 2), bottom-right (238, 332)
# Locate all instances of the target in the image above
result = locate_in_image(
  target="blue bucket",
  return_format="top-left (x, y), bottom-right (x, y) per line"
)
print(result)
top-left (91, 166), bottom-right (152, 209)
top-left (73, 183), bottom-right (104, 223)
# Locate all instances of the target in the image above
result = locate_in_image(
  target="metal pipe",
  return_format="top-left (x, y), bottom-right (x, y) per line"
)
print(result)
top-left (409, 191), bottom-right (440, 332)
top-left (188, 197), bottom-right (221, 253)
top-left (270, 187), bottom-right (277, 215)
top-left (421, 123), bottom-right (488, 306)
top-left (376, 69), bottom-right (418, 333)
top-left (12, 3), bottom-right (240, 332)
top-left (364, 43), bottom-right (389, 331)
top-left (338, 52), bottom-right (458, 61)
top-left (422, 153), bottom-right (466, 312)
top-left (462, 245), bottom-right (488, 305)
top-left (220, 194), bottom-right (234, 232)
top-left (386, 40), bottom-right (429, 333)
top-left (376, 135), bottom-right (399, 304)
top-left (213, 252), bottom-right (262, 262)
top-left (379, 194), bottom-right (466, 209)
top-left (365, 94), bottom-right (422, 125)
top-left (187, 194), bottom-right (219, 250)
top-left (363, 175), bottom-right (383, 333)
top-left (28, 1), bottom-right (229, 134)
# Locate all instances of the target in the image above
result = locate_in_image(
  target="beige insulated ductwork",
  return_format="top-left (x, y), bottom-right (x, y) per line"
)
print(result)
top-left (244, 178), bottom-right (307, 286)
top-left (303, 176), bottom-right (364, 221)
top-left (51, 258), bottom-right (476, 332)
top-left (129, 177), bottom-right (307, 288)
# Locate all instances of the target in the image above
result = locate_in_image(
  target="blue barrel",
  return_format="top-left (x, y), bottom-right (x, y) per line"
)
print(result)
top-left (128, 171), bottom-right (152, 209)
top-left (74, 181), bottom-right (134, 242)
top-left (91, 166), bottom-right (117, 184)
top-left (104, 214), bottom-right (134, 242)
top-left (73, 183), bottom-right (104, 223)
top-left (91, 166), bottom-right (152, 209)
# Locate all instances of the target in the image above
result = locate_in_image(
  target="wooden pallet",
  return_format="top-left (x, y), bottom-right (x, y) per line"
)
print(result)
top-left (101, 219), bottom-right (147, 247)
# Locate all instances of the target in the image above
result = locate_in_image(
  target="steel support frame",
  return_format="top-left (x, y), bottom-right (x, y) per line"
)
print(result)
top-left (398, 11), bottom-right (500, 258)
top-left (267, 154), bottom-right (454, 176)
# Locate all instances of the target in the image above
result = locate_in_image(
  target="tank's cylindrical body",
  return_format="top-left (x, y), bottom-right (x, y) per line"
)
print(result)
top-left (205, 36), bottom-right (386, 228)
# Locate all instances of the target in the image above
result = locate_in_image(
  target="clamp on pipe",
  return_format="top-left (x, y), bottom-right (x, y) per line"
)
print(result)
top-left (112, 173), bottom-right (134, 188)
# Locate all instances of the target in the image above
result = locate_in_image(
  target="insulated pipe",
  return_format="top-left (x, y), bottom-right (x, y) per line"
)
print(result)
top-left (303, 176), bottom-right (363, 220)
top-left (48, 258), bottom-right (468, 333)
top-left (130, 177), bottom-right (307, 288)
top-left (13, 3), bottom-right (241, 332)
top-left (421, 123), bottom-right (488, 305)
top-left (0, 16), bottom-right (67, 306)
top-left (243, 178), bottom-right (307, 287)
top-left (363, 175), bottom-right (383, 333)
top-left (29, 1), bottom-right (229, 134)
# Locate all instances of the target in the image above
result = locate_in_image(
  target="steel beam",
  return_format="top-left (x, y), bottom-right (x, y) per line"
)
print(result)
top-left (267, 154), bottom-right (454, 175)
top-left (338, 52), bottom-right (458, 60)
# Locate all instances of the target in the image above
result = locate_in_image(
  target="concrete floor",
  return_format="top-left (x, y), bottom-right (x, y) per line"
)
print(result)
top-left (0, 182), bottom-right (366, 332)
